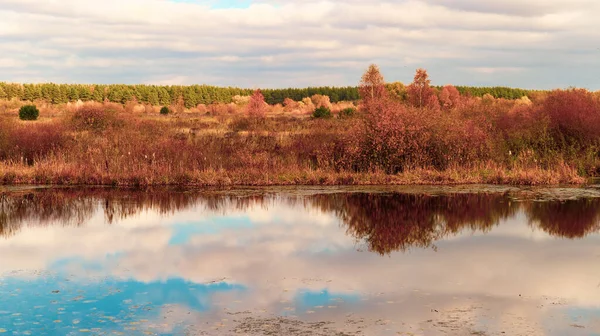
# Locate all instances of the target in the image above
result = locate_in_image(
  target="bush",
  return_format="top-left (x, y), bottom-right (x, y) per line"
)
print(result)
top-left (313, 106), bottom-right (332, 119)
top-left (71, 106), bottom-right (118, 132)
top-left (19, 105), bottom-right (39, 121)
top-left (160, 106), bottom-right (170, 115)
top-left (339, 107), bottom-right (356, 119)
top-left (542, 89), bottom-right (600, 144)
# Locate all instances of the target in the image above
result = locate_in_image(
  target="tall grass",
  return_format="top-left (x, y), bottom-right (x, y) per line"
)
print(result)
top-left (0, 68), bottom-right (598, 186)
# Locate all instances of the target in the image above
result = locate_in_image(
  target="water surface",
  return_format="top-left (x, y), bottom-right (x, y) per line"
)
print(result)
top-left (1, 186), bottom-right (600, 335)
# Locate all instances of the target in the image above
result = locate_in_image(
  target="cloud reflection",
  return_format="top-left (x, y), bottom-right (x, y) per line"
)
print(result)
top-left (0, 188), bottom-right (599, 335)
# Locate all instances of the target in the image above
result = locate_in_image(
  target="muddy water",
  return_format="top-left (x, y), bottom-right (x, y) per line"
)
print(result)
top-left (0, 186), bottom-right (599, 335)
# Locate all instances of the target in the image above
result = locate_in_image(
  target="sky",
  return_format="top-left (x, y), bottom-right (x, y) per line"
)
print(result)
top-left (0, 0), bottom-right (599, 89)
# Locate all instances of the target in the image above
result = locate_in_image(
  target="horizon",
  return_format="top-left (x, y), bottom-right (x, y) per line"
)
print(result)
top-left (1, 0), bottom-right (599, 90)
top-left (0, 78), bottom-right (577, 92)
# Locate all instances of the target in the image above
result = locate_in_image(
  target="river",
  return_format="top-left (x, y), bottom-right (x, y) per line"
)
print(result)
top-left (0, 186), bottom-right (599, 335)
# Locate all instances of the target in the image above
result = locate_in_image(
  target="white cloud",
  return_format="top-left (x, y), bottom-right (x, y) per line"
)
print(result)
top-left (0, 1), bottom-right (599, 89)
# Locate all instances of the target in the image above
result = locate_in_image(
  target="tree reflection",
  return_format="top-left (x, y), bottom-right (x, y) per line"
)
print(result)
top-left (525, 199), bottom-right (600, 239)
top-left (308, 193), bottom-right (519, 255)
top-left (1, 189), bottom-right (600, 254)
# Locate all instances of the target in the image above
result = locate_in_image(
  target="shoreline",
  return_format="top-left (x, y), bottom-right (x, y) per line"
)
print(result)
top-left (0, 165), bottom-right (588, 187)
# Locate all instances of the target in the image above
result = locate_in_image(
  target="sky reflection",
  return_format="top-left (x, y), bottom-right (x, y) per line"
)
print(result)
top-left (0, 187), bottom-right (599, 335)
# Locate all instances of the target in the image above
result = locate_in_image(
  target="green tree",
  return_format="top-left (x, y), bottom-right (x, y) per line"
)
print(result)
top-left (68, 86), bottom-right (80, 101)
top-left (19, 105), bottom-right (39, 120)
top-left (158, 87), bottom-right (171, 106)
top-left (78, 85), bottom-right (93, 101)
top-left (147, 88), bottom-right (159, 106)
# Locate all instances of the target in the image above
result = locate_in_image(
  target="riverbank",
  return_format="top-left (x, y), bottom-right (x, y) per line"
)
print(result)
top-left (2, 68), bottom-right (600, 186)
top-left (0, 162), bottom-right (585, 186)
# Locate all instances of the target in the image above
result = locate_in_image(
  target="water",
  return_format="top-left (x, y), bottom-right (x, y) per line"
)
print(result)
top-left (0, 186), bottom-right (599, 335)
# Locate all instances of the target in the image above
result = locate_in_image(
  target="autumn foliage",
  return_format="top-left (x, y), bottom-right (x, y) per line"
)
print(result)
top-left (247, 89), bottom-right (267, 118)
top-left (0, 64), bottom-right (598, 186)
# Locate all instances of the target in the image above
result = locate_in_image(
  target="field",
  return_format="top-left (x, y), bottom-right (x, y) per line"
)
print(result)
top-left (0, 66), bottom-right (599, 186)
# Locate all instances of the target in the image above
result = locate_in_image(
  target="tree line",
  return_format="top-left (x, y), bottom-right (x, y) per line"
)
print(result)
top-left (0, 82), bottom-right (540, 107)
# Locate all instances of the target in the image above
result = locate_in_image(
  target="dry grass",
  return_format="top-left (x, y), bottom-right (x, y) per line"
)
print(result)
top-left (0, 91), bottom-right (596, 187)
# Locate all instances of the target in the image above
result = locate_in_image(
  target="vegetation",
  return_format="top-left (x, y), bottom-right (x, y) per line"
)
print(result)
top-left (0, 82), bottom-right (544, 108)
top-left (339, 107), bottom-right (356, 119)
top-left (0, 65), bottom-right (598, 186)
top-left (160, 106), bottom-right (170, 115)
top-left (18, 105), bottom-right (39, 121)
top-left (312, 106), bottom-right (332, 119)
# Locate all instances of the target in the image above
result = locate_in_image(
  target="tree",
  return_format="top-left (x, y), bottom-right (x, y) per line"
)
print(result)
top-left (407, 68), bottom-right (435, 108)
top-left (19, 105), bottom-right (39, 121)
top-left (91, 85), bottom-right (104, 102)
top-left (23, 84), bottom-right (33, 102)
top-left (158, 87), bottom-right (171, 106)
top-left (359, 64), bottom-right (388, 111)
top-left (439, 85), bottom-right (460, 110)
top-left (313, 106), bottom-right (332, 119)
top-left (310, 94), bottom-right (332, 109)
top-left (148, 89), bottom-right (160, 106)
top-left (426, 94), bottom-right (441, 111)
top-left (78, 85), bottom-right (93, 101)
top-left (51, 85), bottom-right (67, 104)
top-left (386, 82), bottom-right (407, 101)
top-left (68, 86), bottom-right (79, 102)
top-left (247, 89), bottom-right (267, 118)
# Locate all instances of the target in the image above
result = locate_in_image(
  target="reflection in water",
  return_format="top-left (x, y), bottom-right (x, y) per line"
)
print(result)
top-left (1, 187), bottom-right (600, 335)
top-left (2, 189), bottom-right (600, 254)
top-left (526, 199), bottom-right (600, 238)
top-left (309, 193), bottom-right (519, 254)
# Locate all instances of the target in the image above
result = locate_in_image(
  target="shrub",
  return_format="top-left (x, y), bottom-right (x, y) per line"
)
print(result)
top-left (339, 107), bottom-right (356, 119)
top-left (247, 90), bottom-right (267, 118)
top-left (1, 121), bottom-right (65, 164)
top-left (542, 89), bottom-right (600, 144)
top-left (71, 106), bottom-right (118, 132)
top-left (313, 106), bottom-right (332, 119)
top-left (160, 106), bottom-right (170, 115)
top-left (19, 105), bottom-right (39, 121)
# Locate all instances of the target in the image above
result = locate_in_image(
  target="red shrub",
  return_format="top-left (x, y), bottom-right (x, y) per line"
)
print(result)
top-left (3, 122), bottom-right (66, 164)
top-left (542, 89), bottom-right (600, 144)
top-left (247, 89), bottom-right (267, 118)
top-left (440, 85), bottom-right (461, 110)
top-left (70, 105), bottom-right (120, 132)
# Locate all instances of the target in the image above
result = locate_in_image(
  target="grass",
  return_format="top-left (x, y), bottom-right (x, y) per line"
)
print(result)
top-left (0, 70), bottom-right (599, 187)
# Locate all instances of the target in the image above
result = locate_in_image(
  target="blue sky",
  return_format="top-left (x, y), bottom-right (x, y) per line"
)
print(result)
top-left (0, 0), bottom-right (599, 89)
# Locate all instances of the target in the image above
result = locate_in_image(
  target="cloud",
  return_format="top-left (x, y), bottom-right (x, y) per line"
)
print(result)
top-left (0, 0), bottom-right (599, 88)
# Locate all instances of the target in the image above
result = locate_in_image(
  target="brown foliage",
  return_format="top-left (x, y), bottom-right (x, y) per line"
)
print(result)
top-left (407, 68), bottom-right (435, 108)
top-left (542, 89), bottom-right (600, 144)
top-left (247, 89), bottom-right (267, 118)
top-left (0, 119), bottom-right (65, 164)
top-left (283, 98), bottom-right (299, 112)
top-left (310, 94), bottom-right (332, 109)
top-left (359, 64), bottom-right (388, 112)
top-left (439, 85), bottom-right (461, 110)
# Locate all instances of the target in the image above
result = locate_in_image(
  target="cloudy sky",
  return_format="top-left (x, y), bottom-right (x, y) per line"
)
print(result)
top-left (1, 0), bottom-right (599, 89)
